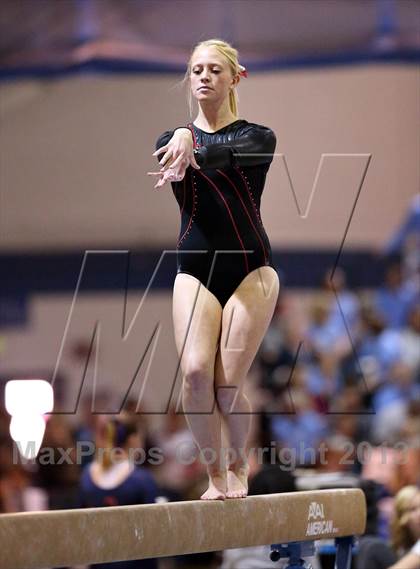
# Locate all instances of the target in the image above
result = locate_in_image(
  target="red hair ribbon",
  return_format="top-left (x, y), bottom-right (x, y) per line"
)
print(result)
top-left (238, 65), bottom-right (248, 78)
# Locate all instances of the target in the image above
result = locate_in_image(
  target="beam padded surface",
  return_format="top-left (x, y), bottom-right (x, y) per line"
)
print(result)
top-left (0, 488), bottom-right (366, 569)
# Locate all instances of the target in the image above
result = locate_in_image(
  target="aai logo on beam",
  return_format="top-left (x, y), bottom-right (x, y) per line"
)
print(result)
top-left (306, 501), bottom-right (338, 537)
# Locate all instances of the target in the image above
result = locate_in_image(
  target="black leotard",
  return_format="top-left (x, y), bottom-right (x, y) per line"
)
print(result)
top-left (155, 119), bottom-right (277, 307)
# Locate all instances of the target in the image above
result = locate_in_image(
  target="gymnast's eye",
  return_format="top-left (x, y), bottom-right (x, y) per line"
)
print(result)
top-left (192, 69), bottom-right (221, 74)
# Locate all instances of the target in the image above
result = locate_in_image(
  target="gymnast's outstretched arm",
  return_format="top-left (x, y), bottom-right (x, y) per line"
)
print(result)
top-left (155, 125), bottom-right (276, 169)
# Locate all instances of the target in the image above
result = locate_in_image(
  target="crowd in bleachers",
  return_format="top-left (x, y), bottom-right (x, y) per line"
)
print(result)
top-left (0, 197), bottom-right (418, 569)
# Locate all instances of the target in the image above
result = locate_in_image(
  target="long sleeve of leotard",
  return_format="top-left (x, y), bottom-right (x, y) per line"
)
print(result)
top-left (155, 123), bottom-right (276, 168)
top-left (195, 124), bottom-right (276, 168)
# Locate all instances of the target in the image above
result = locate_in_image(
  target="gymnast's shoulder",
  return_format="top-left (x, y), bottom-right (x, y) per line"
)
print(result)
top-left (233, 119), bottom-right (277, 144)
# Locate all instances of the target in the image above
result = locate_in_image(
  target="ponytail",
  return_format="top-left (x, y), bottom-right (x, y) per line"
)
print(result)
top-left (100, 419), bottom-right (116, 470)
top-left (96, 414), bottom-right (139, 471)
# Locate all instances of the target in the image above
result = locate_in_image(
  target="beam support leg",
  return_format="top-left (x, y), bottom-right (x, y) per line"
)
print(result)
top-left (334, 536), bottom-right (354, 569)
top-left (270, 541), bottom-right (315, 568)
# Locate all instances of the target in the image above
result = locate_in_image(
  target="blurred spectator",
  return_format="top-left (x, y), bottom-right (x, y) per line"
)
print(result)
top-left (356, 479), bottom-right (398, 569)
top-left (0, 436), bottom-right (48, 512)
top-left (361, 446), bottom-right (403, 499)
top-left (366, 303), bottom-right (420, 387)
top-left (36, 415), bottom-right (81, 510)
top-left (371, 360), bottom-right (420, 444)
top-left (257, 297), bottom-right (295, 394)
top-left (355, 306), bottom-right (389, 388)
top-left (304, 347), bottom-right (338, 411)
top-left (385, 194), bottom-right (420, 291)
top-left (330, 379), bottom-right (370, 436)
top-left (73, 395), bottom-right (106, 468)
top-left (80, 412), bottom-right (159, 569)
top-left (396, 400), bottom-right (420, 489)
top-left (386, 195), bottom-right (420, 254)
top-left (374, 258), bottom-right (418, 329)
top-left (322, 266), bottom-right (361, 346)
top-left (400, 305), bottom-right (420, 379)
top-left (390, 486), bottom-right (420, 559)
top-left (269, 389), bottom-right (329, 468)
top-left (124, 398), bottom-right (159, 468)
top-left (152, 405), bottom-right (203, 499)
top-left (324, 382), bottom-right (370, 473)
top-left (389, 539), bottom-right (420, 569)
top-left (304, 273), bottom-right (361, 410)
top-left (306, 294), bottom-right (339, 355)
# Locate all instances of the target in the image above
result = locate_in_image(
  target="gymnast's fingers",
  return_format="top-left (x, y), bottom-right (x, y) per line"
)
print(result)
top-left (154, 177), bottom-right (167, 189)
top-left (147, 154), bottom-right (176, 175)
top-left (152, 144), bottom-right (168, 157)
top-left (154, 168), bottom-right (183, 189)
top-left (159, 148), bottom-right (177, 167)
top-left (167, 154), bottom-right (185, 170)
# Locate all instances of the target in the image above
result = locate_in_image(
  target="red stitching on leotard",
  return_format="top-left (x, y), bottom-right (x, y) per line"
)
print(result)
top-left (235, 166), bottom-right (265, 225)
top-left (187, 123), bottom-right (200, 149)
top-left (197, 170), bottom-right (249, 273)
top-left (216, 169), bottom-right (268, 264)
top-left (177, 170), bottom-right (197, 248)
top-left (179, 175), bottom-right (186, 216)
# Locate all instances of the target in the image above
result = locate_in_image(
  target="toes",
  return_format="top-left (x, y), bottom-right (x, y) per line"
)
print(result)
top-left (202, 495), bottom-right (225, 501)
top-left (226, 489), bottom-right (248, 499)
top-left (200, 491), bottom-right (226, 501)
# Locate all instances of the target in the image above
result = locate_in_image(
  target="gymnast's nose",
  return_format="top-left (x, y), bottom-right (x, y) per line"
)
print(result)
top-left (199, 68), bottom-right (211, 81)
top-left (198, 73), bottom-right (213, 89)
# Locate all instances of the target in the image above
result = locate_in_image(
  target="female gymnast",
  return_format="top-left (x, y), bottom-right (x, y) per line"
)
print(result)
top-left (148, 39), bottom-right (279, 500)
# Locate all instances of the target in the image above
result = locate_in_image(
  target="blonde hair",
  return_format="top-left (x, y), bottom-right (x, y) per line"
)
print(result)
top-left (181, 38), bottom-right (244, 119)
top-left (96, 413), bottom-right (139, 470)
top-left (390, 485), bottom-right (419, 552)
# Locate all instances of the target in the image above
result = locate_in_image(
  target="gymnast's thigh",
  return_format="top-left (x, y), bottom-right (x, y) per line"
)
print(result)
top-left (172, 272), bottom-right (223, 376)
top-left (214, 266), bottom-right (280, 392)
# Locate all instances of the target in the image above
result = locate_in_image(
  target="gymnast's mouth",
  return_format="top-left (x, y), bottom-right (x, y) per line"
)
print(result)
top-left (198, 86), bottom-right (213, 91)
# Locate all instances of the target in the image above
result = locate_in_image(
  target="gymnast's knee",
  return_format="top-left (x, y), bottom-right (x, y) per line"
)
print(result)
top-left (183, 367), bottom-right (213, 398)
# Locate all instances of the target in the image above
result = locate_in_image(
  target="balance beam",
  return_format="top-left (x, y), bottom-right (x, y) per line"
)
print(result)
top-left (0, 488), bottom-right (366, 569)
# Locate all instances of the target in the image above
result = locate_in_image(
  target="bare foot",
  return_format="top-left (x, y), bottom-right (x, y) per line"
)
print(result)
top-left (226, 464), bottom-right (249, 498)
top-left (200, 471), bottom-right (227, 500)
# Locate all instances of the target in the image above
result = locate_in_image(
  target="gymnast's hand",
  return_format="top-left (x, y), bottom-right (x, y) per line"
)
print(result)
top-left (148, 128), bottom-right (201, 189)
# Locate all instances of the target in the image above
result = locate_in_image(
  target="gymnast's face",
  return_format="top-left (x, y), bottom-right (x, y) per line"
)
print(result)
top-left (190, 47), bottom-right (238, 105)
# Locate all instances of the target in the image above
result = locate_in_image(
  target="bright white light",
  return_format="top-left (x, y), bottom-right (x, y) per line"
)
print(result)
top-left (10, 415), bottom-right (46, 459)
top-left (5, 380), bottom-right (54, 460)
top-left (5, 380), bottom-right (53, 415)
